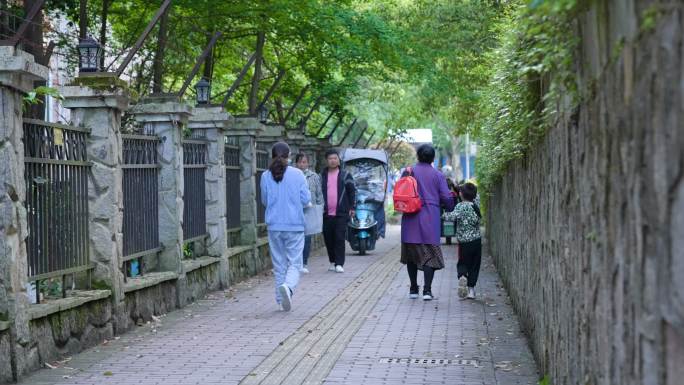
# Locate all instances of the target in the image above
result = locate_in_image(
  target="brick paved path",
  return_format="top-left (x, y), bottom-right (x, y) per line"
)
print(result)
top-left (19, 226), bottom-right (538, 385)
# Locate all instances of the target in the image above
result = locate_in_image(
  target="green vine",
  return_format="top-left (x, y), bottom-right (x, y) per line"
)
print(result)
top-left (476, 0), bottom-right (580, 201)
top-left (22, 86), bottom-right (63, 111)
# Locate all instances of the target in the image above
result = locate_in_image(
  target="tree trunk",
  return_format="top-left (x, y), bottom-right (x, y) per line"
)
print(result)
top-left (0, 0), bottom-right (9, 38)
top-left (152, 6), bottom-right (170, 93)
top-left (99, 0), bottom-right (110, 68)
top-left (248, 30), bottom-right (265, 114)
top-left (202, 33), bottom-right (214, 80)
top-left (79, 0), bottom-right (87, 39)
top-left (275, 98), bottom-right (285, 124)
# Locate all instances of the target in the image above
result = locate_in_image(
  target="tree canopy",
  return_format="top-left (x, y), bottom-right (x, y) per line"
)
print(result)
top-left (4, 0), bottom-right (581, 191)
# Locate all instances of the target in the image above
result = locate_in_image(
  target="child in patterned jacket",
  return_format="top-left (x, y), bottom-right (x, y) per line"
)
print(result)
top-left (448, 182), bottom-right (482, 299)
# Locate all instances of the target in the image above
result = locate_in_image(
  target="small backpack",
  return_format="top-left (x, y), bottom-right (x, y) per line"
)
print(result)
top-left (393, 167), bottom-right (422, 214)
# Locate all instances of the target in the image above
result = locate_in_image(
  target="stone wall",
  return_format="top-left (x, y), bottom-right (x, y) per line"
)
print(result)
top-left (486, 3), bottom-right (683, 385)
top-left (21, 293), bottom-right (113, 378)
top-left (0, 329), bottom-right (12, 383)
top-left (122, 278), bottom-right (177, 332)
top-left (179, 260), bottom-right (222, 307)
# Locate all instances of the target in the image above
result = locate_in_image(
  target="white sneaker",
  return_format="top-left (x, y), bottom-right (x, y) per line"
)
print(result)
top-left (300, 265), bottom-right (310, 274)
top-left (458, 276), bottom-right (468, 298)
top-left (466, 287), bottom-right (476, 299)
top-left (328, 263), bottom-right (336, 272)
top-left (278, 284), bottom-right (292, 311)
top-left (335, 265), bottom-right (344, 273)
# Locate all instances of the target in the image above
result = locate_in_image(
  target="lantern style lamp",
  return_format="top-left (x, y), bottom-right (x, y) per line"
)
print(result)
top-left (194, 78), bottom-right (211, 105)
top-left (77, 36), bottom-right (102, 73)
top-left (257, 104), bottom-right (269, 123)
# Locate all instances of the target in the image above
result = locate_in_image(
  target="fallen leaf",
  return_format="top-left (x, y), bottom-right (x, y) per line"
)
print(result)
top-left (103, 371), bottom-right (113, 376)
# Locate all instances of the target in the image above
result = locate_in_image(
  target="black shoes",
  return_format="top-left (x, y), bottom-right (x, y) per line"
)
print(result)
top-left (422, 290), bottom-right (433, 301)
top-left (409, 285), bottom-right (420, 299)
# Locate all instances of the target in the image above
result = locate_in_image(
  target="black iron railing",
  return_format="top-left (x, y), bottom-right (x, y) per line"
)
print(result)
top-left (183, 139), bottom-right (208, 244)
top-left (255, 144), bottom-right (270, 226)
top-left (23, 119), bottom-right (92, 300)
top-left (224, 137), bottom-right (241, 232)
top-left (122, 134), bottom-right (160, 277)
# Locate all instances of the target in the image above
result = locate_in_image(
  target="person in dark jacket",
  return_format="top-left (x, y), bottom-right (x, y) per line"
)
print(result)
top-left (320, 149), bottom-right (356, 273)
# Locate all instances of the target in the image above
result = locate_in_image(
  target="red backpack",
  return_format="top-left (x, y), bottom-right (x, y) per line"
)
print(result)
top-left (393, 167), bottom-right (422, 214)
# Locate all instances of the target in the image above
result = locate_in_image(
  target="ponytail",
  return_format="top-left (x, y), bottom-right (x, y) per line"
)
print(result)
top-left (269, 142), bottom-right (290, 183)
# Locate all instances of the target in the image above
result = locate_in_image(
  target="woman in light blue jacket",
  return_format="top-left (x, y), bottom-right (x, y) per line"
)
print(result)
top-left (260, 142), bottom-right (311, 311)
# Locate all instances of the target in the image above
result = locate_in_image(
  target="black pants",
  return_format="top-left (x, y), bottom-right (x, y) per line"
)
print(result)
top-left (323, 216), bottom-right (347, 266)
top-left (457, 238), bottom-right (482, 287)
top-left (407, 262), bottom-right (435, 292)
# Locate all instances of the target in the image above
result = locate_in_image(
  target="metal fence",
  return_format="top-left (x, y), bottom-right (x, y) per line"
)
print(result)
top-left (255, 143), bottom-right (270, 226)
top-left (224, 137), bottom-right (241, 231)
top-left (182, 138), bottom-right (208, 243)
top-left (23, 119), bottom-right (91, 299)
top-left (122, 134), bottom-right (160, 277)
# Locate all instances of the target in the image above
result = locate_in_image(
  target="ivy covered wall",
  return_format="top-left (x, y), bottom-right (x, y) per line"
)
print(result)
top-left (486, 1), bottom-right (683, 384)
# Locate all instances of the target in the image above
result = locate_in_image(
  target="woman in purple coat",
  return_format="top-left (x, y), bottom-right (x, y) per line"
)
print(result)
top-left (400, 144), bottom-right (455, 300)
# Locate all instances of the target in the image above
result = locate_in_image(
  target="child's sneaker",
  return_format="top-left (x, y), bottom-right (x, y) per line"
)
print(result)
top-left (328, 263), bottom-right (335, 272)
top-left (300, 265), bottom-right (310, 274)
top-left (458, 276), bottom-right (468, 298)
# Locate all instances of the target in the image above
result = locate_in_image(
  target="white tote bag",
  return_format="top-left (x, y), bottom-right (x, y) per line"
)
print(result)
top-left (304, 204), bottom-right (324, 235)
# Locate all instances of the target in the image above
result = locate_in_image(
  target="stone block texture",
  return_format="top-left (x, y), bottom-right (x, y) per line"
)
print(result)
top-left (123, 280), bottom-right (177, 331)
top-left (486, 3), bottom-right (683, 385)
top-left (0, 329), bottom-right (12, 383)
top-left (21, 297), bottom-right (113, 378)
top-left (180, 263), bottom-right (221, 306)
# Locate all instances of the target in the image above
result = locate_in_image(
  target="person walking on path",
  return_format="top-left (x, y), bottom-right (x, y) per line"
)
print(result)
top-left (321, 149), bottom-right (356, 273)
top-left (295, 153), bottom-right (324, 274)
top-left (400, 144), bottom-right (455, 300)
top-left (260, 142), bottom-right (311, 311)
top-left (453, 182), bottom-right (482, 299)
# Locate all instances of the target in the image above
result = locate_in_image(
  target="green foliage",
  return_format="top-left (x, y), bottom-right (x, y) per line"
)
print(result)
top-left (475, 0), bottom-right (580, 197)
top-left (183, 243), bottom-right (193, 258)
top-left (539, 374), bottom-right (551, 385)
top-left (640, 4), bottom-right (660, 33)
top-left (23, 86), bottom-right (63, 109)
top-left (39, 278), bottom-right (63, 298)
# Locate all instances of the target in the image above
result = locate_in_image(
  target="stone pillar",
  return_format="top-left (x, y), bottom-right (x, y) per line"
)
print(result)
top-left (188, 106), bottom-right (230, 284)
top-left (130, 95), bottom-right (191, 274)
top-left (60, 74), bottom-right (130, 323)
top-left (0, 46), bottom-right (47, 381)
top-left (229, 117), bottom-right (263, 245)
top-left (301, 136), bottom-right (322, 172)
top-left (259, 124), bottom-right (284, 146)
top-left (286, 130), bottom-right (306, 161)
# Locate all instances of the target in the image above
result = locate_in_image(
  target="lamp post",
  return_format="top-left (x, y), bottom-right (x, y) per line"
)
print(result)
top-left (194, 78), bottom-right (211, 105)
top-left (77, 36), bottom-right (102, 73)
top-left (257, 104), bottom-right (269, 123)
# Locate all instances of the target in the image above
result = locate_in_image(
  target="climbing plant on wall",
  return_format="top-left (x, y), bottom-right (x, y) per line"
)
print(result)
top-left (475, 0), bottom-right (581, 197)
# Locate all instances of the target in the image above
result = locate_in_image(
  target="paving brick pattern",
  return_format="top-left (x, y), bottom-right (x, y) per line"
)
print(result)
top-left (18, 227), bottom-right (538, 385)
top-left (18, 230), bottom-right (396, 385)
top-left (323, 241), bottom-right (539, 385)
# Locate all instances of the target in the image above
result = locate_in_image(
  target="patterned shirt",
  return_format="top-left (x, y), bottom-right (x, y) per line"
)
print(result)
top-left (449, 201), bottom-right (481, 243)
top-left (304, 169), bottom-right (324, 205)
